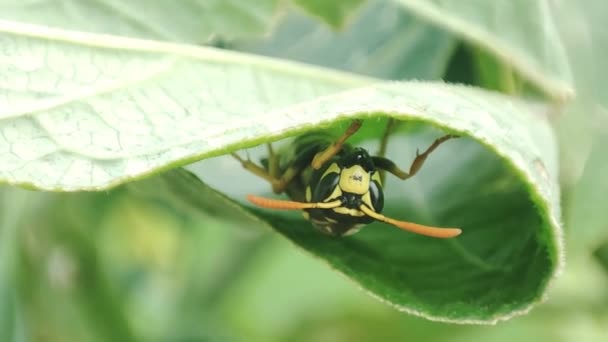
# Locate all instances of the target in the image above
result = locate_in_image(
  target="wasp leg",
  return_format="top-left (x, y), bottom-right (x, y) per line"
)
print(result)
top-left (311, 119), bottom-right (363, 169)
top-left (232, 151), bottom-right (299, 194)
top-left (372, 134), bottom-right (458, 181)
top-left (377, 118), bottom-right (397, 158)
top-left (377, 118), bottom-right (398, 184)
top-left (266, 143), bottom-right (279, 179)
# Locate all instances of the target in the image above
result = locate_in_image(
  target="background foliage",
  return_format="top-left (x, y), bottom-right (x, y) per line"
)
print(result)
top-left (0, 0), bottom-right (607, 341)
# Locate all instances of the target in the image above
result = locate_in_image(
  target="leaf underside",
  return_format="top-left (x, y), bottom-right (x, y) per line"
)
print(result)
top-left (245, 138), bottom-right (554, 322)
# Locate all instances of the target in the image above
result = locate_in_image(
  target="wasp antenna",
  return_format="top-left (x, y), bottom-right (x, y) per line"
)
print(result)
top-left (359, 205), bottom-right (461, 238)
top-left (247, 194), bottom-right (342, 210)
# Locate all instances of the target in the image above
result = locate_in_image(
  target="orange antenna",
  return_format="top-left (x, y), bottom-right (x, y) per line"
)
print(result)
top-left (359, 205), bottom-right (461, 238)
top-left (247, 194), bottom-right (342, 210)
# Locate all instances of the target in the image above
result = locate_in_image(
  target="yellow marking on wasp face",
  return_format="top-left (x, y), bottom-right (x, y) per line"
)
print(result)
top-left (323, 184), bottom-right (343, 203)
top-left (339, 165), bottom-right (370, 195)
top-left (321, 162), bottom-right (341, 179)
top-left (361, 192), bottom-right (374, 211)
top-left (302, 211), bottom-right (310, 220)
top-left (326, 217), bottom-right (338, 223)
top-left (333, 207), bottom-right (365, 216)
top-left (305, 186), bottom-right (312, 202)
top-left (371, 171), bottom-right (382, 186)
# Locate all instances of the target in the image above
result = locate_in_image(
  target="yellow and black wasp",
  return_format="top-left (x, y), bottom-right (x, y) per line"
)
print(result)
top-left (232, 119), bottom-right (461, 238)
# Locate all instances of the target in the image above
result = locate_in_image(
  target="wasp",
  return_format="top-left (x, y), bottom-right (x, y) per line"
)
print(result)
top-left (232, 119), bottom-right (461, 238)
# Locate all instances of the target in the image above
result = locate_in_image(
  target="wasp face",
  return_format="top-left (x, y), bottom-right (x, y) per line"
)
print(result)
top-left (305, 147), bottom-right (385, 236)
top-left (339, 164), bottom-right (370, 195)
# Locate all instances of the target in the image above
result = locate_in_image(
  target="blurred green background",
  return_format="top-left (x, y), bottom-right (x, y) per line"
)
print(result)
top-left (1, 0), bottom-right (608, 341)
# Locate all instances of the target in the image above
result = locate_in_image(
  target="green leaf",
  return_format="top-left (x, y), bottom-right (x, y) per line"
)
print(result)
top-left (127, 168), bottom-right (268, 229)
top-left (0, 21), bottom-right (371, 190)
top-left (240, 0), bottom-right (457, 80)
top-left (0, 0), bottom-right (281, 42)
top-left (551, 1), bottom-right (608, 251)
top-left (565, 131), bottom-right (608, 250)
top-left (552, 0), bottom-right (608, 182)
top-left (594, 242), bottom-right (608, 275)
top-left (471, 47), bottom-right (520, 94)
top-left (391, 0), bottom-right (574, 101)
top-left (292, 0), bottom-right (367, 28)
top-left (0, 189), bottom-right (28, 342)
top-left (0, 21), bottom-right (562, 322)
top-left (13, 191), bottom-right (136, 342)
top-left (144, 82), bottom-right (559, 323)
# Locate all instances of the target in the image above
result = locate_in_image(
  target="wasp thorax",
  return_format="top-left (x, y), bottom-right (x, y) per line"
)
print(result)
top-left (339, 165), bottom-right (370, 195)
